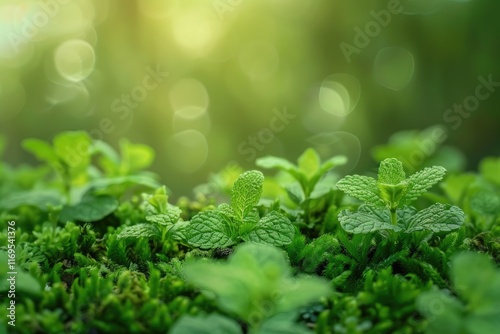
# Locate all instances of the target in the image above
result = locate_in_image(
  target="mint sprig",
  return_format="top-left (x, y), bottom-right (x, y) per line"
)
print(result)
top-left (336, 158), bottom-right (464, 234)
top-left (185, 170), bottom-right (294, 249)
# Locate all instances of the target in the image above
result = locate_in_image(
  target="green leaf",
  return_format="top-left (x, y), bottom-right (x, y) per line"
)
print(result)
top-left (87, 175), bottom-right (160, 191)
top-left (417, 289), bottom-right (464, 334)
top-left (120, 139), bottom-right (155, 173)
top-left (336, 175), bottom-right (384, 206)
top-left (231, 170), bottom-right (264, 221)
top-left (258, 312), bottom-right (312, 334)
top-left (218, 203), bottom-right (235, 218)
top-left (479, 157), bottom-right (500, 186)
top-left (240, 211), bottom-right (295, 246)
top-left (146, 207), bottom-right (182, 226)
top-left (317, 155), bottom-right (348, 176)
top-left (402, 166), bottom-right (447, 204)
top-left (339, 205), bottom-right (402, 233)
top-left (256, 156), bottom-right (297, 173)
top-left (117, 224), bottom-right (161, 239)
top-left (452, 252), bottom-right (500, 314)
top-left (22, 138), bottom-right (59, 164)
top-left (0, 190), bottom-right (64, 210)
top-left (378, 158), bottom-right (406, 185)
top-left (470, 190), bottom-right (500, 216)
top-left (440, 173), bottom-right (476, 204)
top-left (60, 194), bottom-right (118, 222)
top-left (183, 243), bottom-right (331, 324)
top-left (0, 252), bottom-right (41, 296)
top-left (53, 131), bottom-right (92, 169)
top-left (187, 211), bottom-right (236, 249)
top-left (298, 148), bottom-right (321, 179)
top-left (405, 203), bottom-right (464, 233)
top-left (170, 314), bottom-right (242, 334)
top-left (285, 183), bottom-right (304, 204)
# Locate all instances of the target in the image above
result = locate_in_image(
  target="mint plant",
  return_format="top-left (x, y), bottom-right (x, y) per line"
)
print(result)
top-left (336, 158), bottom-right (465, 234)
top-left (417, 252), bottom-right (500, 334)
top-left (180, 243), bottom-right (331, 332)
top-left (257, 148), bottom-right (346, 228)
top-left (117, 186), bottom-right (184, 244)
top-left (185, 170), bottom-right (294, 249)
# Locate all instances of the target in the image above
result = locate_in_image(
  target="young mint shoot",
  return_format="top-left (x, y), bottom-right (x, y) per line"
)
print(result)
top-left (185, 170), bottom-right (294, 249)
top-left (256, 148), bottom-right (347, 226)
top-left (336, 158), bottom-right (465, 234)
top-left (117, 186), bottom-right (184, 244)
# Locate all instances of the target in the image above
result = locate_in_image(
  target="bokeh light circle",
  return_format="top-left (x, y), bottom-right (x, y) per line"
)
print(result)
top-left (319, 73), bottom-right (361, 116)
top-left (373, 47), bottom-right (415, 91)
top-left (54, 39), bottom-right (95, 82)
top-left (168, 130), bottom-right (209, 173)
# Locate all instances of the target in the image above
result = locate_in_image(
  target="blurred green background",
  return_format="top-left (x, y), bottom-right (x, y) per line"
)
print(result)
top-left (1, 0), bottom-right (499, 196)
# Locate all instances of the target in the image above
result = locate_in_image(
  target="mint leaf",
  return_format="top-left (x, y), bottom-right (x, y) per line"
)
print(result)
top-left (378, 158), bottom-right (406, 185)
top-left (402, 166), bottom-right (446, 204)
top-left (145, 207), bottom-right (182, 226)
top-left (0, 190), bottom-right (64, 210)
top-left (53, 131), bottom-right (92, 169)
top-left (120, 139), bottom-right (155, 173)
top-left (218, 203), bottom-right (235, 219)
top-left (187, 211), bottom-right (236, 249)
top-left (317, 155), bottom-right (348, 176)
top-left (256, 156), bottom-right (298, 174)
top-left (418, 252), bottom-right (500, 334)
top-left (22, 139), bottom-right (59, 164)
top-left (297, 148), bottom-right (321, 179)
top-left (117, 224), bottom-right (161, 239)
top-left (183, 243), bottom-right (331, 326)
top-left (231, 170), bottom-right (264, 221)
top-left (405, 203), bottom-right (464, 233)
top-left (60, 194), bottom-right (118, 222)
top-left (338, 205), bottom-right (402, 233)
top-left (479, 157), bottom-right (500, 186)
top-left (170, 314), bottom-right (242, 334)
top-left (336, 175), bottom-right (385, 206)
top-left (240, 211), bottom-right (294, 246)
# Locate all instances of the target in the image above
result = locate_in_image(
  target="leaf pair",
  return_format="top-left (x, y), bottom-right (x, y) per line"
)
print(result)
top-left (186, 171), bottom-right (295, 249)
top-left (337, 158), bottom-right (446, 210)
top-left (336, 158), bottom-right (464, 234)
top-left (338, 203), bottom-right (464, 234)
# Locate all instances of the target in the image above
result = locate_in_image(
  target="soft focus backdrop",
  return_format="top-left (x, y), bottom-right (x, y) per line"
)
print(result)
top-left (1, 0), bottom-right (499, 196)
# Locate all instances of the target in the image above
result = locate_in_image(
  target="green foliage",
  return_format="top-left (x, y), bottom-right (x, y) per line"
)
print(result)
top-left (182, 243), bottom-right (331, 331)
top-left (117, 186), bottom-right (184, 243)
top-left (336, 158), bottom-right (464, 234)
top-left (0, 137), bottom-right (499, 334)
top-left (417, 252), bottom-right (500, 334)
top-left (185, 171), bottom-right (294, 249)
top-left (257, 148), bottom-right (347, 231)
top-left (372, 125), bottom-right (466, 173)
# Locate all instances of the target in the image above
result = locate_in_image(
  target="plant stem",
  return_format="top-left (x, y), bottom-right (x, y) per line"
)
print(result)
top-left (390, 208), bottom-right (397, 226)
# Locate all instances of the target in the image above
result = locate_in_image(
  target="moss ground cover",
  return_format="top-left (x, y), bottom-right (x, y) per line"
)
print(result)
top-left (1, 132), bottom-right (499, 334)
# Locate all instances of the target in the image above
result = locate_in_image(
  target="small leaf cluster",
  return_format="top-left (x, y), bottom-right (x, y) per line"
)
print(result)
top-left (184, 170), bottom-right (295, 249)
top-left (336, 158), bottom-right (465, 234)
